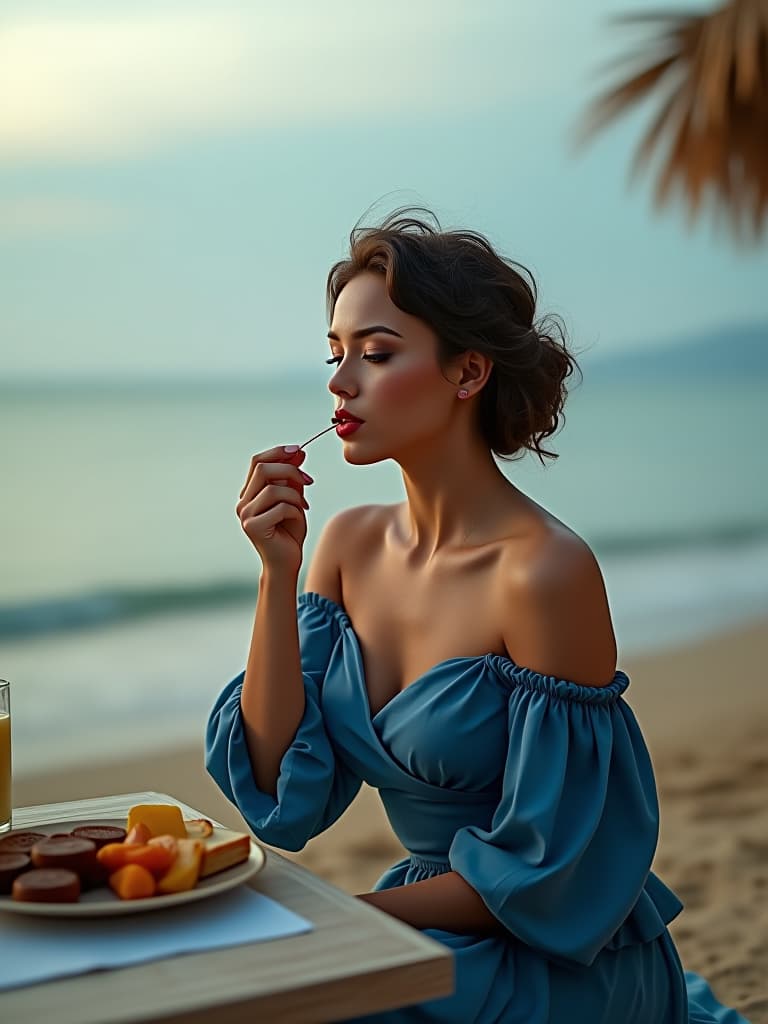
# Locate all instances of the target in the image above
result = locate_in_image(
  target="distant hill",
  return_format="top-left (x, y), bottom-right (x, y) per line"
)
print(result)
top-left (583, 321), bottom-right (768, 380)
top-left (3, 322), bottom-right (766, 393)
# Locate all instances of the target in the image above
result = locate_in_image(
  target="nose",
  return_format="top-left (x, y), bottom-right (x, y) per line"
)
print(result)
top-left (328, 359), bottom-right (359, 399)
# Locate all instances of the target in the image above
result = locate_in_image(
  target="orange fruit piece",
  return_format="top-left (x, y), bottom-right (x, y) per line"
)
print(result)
top-left (109, 863), bottom-right (156, 900)
top-left (97, 842), bottom-right (175, 877)
top-left (156, 838), bottom-right (204, 894)
top-left (124, 822), bottom-right (152, 845)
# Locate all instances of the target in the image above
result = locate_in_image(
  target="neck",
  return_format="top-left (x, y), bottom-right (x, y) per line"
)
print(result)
top-left (395, 424), bottom-right (521, 560)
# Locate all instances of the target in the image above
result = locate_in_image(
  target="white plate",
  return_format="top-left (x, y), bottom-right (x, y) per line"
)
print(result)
top-left (0, 817), bottom-right (265, 917)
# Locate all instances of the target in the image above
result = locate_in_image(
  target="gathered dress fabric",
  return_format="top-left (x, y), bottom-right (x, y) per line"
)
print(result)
top-left (206, 592), bottom-right (747, 1024)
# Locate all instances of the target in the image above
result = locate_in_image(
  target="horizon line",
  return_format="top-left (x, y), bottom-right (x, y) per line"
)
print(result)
top-left (3, 317), bottom-right (766, 387)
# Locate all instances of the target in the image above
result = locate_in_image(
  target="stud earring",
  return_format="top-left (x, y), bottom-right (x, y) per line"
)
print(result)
top-left (457, 388), bottom-right (469, 399)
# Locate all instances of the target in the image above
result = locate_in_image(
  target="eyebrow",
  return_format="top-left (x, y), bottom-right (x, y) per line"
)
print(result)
top-left (327, 325), bottom-right (403, 342)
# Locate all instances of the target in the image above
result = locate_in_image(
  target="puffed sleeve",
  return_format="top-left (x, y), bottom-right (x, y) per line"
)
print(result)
top-left (205, 592), bottom-right (362, 851)
top-left (448, 658), bottom-right (683, 966)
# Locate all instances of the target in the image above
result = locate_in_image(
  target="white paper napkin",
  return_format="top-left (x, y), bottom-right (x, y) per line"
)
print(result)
top-left (0, 886), bottom-right (312, 991)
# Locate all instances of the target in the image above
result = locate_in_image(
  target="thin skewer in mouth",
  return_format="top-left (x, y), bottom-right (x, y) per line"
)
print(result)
top-left (300, 417), bottom-right (341, 450)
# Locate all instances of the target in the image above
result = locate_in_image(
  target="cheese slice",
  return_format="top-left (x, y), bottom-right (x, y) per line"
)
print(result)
top-left (126, 804), bottom-right (187, 839)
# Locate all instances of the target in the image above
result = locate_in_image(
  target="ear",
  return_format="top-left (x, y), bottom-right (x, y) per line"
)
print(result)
top-left (455, 351), bottom-right (493, 396)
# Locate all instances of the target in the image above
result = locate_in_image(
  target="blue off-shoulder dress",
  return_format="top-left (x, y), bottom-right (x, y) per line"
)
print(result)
top-left (206, 592), bottom-right (747, 1024)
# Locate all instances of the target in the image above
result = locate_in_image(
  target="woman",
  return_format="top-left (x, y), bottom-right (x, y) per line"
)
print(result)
top-left (206, 210), bottom-right (745, 1023)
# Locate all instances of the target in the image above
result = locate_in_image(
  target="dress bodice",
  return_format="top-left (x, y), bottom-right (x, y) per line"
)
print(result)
top-left (205, 591), bottom-right (748, 1023)
top-left (308, 591), bottom-right (633, 857)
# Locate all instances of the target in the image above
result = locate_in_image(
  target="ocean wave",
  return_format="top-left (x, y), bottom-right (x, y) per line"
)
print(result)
top-left (589, 519), bottom-right (768, 555)
top-left (0, 581), bottom-right (257, 640)
top-left (2, 520), bottom-right (767, 640)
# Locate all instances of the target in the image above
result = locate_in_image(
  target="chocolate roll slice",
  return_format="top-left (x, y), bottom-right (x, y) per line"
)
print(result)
top-left (71, 824), bottom-right (127, 849)
top-left (30, 835), bottom-right (103, 887)
top-left (0, 831), bottom-right (47, 853)
top-left (31, 836), bottom-right (97, 873)
top-left (0, 852), bottom-right (31, 894)
top-left (12, 868), bottom-right (80, 903)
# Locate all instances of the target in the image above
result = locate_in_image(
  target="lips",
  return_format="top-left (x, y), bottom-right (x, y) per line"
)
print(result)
top-left (334, 409), bottom-right (365, 424)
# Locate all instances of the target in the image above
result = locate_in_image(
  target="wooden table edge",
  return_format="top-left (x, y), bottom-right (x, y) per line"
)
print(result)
top-left (4, 792), bottom-right (454, 1023)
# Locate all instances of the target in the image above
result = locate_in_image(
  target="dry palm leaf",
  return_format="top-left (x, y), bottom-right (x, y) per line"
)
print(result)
top-left (575, 0), bottom-right (768, 241)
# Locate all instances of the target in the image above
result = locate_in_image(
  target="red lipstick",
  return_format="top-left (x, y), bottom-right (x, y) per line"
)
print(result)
top-left (335, 420), bottom-right (362, 438)
top-left (334, 408), bottom-right (364, 438)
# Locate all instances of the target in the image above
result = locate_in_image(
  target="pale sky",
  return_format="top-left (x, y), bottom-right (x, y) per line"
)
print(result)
top-left (2, 0), bottom-right (767, 378)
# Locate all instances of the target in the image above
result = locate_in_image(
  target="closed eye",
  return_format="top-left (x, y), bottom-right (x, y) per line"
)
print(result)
top-left (325, 353), bottom-right (392, 365)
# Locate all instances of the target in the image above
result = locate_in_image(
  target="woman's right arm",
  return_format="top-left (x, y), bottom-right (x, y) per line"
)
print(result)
top-left (235, 444), bottom-right (313, 797)
top-left (241, 570), bottom-right (304, 797)
top-left (207, 448), bottom-right (362, 849)
top-left (246, 496), bottom-right (354, 795)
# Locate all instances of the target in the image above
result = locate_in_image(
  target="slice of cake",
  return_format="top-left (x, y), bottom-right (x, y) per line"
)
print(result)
top-left (198, 826), bottom-right (252, 878)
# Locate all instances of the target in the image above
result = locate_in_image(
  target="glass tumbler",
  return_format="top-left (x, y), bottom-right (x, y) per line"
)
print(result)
top-left (0, 680), bottom-right (11, 833)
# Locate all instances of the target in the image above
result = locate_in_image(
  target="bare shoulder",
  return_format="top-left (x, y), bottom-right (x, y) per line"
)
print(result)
top-left (303, 503), bottom-right (396, 606)
top-left (500, 524), bottom-right (618, 687)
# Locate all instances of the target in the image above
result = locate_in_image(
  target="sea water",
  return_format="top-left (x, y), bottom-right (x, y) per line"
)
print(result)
top-left (1, 372), bottom-right (767, 772)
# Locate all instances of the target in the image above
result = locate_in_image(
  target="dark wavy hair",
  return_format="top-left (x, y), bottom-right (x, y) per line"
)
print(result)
top-left (326, 208), bottom-right (582, 464)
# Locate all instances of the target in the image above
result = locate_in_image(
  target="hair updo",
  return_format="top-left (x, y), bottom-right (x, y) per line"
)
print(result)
top-left (326, 208), bottom-right (582, 464)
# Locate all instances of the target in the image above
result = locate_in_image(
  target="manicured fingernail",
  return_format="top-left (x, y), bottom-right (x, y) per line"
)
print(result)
top-left (300, 471), bottom-right (314, 483)
top-left (283, 444), bottom-right (300, 453)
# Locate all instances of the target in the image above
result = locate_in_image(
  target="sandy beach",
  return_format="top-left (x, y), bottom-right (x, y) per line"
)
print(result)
top-left (14, 616), bottom-right (768, 1022)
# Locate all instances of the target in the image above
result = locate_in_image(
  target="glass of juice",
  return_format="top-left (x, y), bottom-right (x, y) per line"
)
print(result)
top-left (0, 680), bottom-right (10, 832)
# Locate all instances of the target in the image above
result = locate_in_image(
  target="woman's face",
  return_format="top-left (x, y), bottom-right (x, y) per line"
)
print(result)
top-left (327, 271), bottom-right (458, 465)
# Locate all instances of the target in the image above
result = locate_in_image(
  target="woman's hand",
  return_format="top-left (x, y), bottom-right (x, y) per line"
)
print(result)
top-left (236, 445), bottom-right (314, 576)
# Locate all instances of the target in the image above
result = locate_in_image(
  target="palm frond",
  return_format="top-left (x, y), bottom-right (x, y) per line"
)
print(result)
top-left (606, 10), bottom-right (705, 26)
top-left (576, 0), bottom-right (768, 241)
top-left (575, 55), bottom-right (680, 146)
top-left (629, 86), bottom-right (689, 176)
